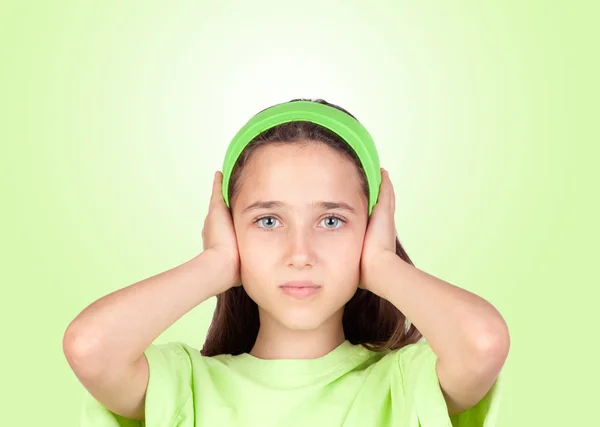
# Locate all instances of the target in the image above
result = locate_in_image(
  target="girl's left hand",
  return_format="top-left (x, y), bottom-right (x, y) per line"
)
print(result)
top-left (359, 168), bottom-right (398, 293)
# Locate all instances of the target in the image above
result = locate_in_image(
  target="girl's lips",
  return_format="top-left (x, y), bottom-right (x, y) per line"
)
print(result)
top-left (280, 286), bottom-right (321, 298)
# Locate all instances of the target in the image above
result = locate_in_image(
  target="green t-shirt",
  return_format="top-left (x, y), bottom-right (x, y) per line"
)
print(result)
top-left (81, 339), bottom-right (503, 426)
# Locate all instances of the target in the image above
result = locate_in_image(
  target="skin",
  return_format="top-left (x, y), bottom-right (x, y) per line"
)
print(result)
top-left (65, 139), bottom-right (506, 422)
top-left (230, 142), bottom-right (369, 360)
top-left (230, 140), bottom-right (510, 416)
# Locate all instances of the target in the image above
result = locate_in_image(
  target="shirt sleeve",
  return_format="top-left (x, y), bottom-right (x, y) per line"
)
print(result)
top-left (397, 340), bottom-right (504, 427)
top-left (80, 341), bottom-right (194, 427)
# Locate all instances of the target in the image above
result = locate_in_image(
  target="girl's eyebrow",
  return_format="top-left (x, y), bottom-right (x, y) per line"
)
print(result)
top-left (242, 200), bottom-right (357, 215)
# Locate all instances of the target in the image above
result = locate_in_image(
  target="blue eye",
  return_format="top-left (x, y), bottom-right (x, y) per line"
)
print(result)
top-left (257, 217), bottom-right (280, 229)
top-left (253, 215), bottom-right (347, 231)
top-left (321, 216), bottom-right (345, 229)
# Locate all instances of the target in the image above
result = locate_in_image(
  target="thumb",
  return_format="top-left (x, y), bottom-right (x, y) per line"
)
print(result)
top-left (211, 171), bottom-right (223, 206)
top-left (378, 168), bottom-right (391, 210)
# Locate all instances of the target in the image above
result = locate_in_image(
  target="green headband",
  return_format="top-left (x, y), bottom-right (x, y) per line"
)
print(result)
top-left (221, 100), bottom-right (381, 216)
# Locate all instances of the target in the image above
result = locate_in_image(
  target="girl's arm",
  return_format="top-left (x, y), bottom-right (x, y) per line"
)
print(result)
top-left (360, 169), bottom-right (509, 416)
top-left (62, 249), bottom-right (233, 421)
top-left (366, 252), bottom-right (510, 415)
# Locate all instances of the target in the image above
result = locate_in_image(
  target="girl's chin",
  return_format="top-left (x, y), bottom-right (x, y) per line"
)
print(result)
top-left (274, 310), bottom-right (334, 331)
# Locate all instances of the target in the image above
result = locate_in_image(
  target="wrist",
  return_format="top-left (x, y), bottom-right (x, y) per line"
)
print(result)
top-left (366, 251), bottom-right (405, 299)
top-left (198, 249), bottom-right (239, 292)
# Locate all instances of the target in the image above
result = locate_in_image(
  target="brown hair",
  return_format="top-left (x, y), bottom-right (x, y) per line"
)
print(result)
top-left (200, 98), bottom-right (422, 356)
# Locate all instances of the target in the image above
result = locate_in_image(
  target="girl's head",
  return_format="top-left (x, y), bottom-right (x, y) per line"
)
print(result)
top-left (201, 98), bottom-right (422, 356)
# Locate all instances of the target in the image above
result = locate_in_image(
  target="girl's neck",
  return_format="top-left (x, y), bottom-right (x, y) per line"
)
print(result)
top-left (249, 309), bottom-right (346, 360)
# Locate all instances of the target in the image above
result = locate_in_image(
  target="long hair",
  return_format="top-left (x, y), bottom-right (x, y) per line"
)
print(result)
top-left (200, 98), bottom-right (422, 356)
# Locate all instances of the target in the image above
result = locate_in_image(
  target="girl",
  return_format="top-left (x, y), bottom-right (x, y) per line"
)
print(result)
top-left (64, 98), bottom-right (509, 427)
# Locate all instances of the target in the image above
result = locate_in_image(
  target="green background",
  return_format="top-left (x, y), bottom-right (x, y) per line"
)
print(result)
top-left (1, 1), bottom-right (597, 425)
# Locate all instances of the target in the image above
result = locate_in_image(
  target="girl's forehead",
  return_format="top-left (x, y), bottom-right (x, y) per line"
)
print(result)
top-left (236, 170), bottom-right (366, 216)
top-left (243, 162), bottom-right (362, 195)
top-left (246, 145), bottom-right (358, 179)
top-left (233, 144), bottom-right (367, 213)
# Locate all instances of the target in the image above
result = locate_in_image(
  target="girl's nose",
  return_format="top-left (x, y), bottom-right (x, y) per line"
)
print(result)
top-left (286, 229), bottom-right (316, 269)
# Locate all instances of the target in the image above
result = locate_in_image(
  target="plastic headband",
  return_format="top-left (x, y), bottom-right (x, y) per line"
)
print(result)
top-left (221, 100), bottom-right (381, 216)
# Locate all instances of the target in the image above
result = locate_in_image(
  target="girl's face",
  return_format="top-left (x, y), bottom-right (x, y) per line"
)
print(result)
top-left (231, 142), bottom-right (369, 332)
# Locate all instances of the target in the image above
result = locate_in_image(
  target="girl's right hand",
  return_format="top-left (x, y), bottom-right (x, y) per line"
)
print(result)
top-left (202, 171), bottom-right (242, 292)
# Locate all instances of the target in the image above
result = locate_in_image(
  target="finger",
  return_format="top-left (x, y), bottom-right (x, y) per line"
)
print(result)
top-left (382, 169), bottom-right (395, 214)
top-left (388, 171), bottom-right (395, 213)
top-left (211, 171), bottom-right (223, 206)
top-left (379, 168), bottom-right (391, 210)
